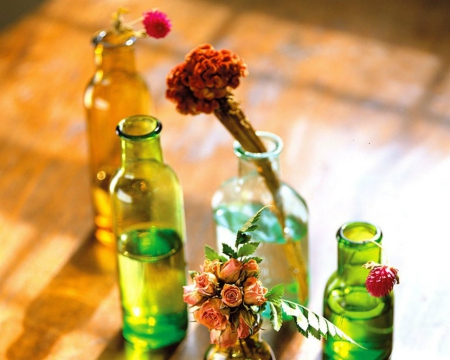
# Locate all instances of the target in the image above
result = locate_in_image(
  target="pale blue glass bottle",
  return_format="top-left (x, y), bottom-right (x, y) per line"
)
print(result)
top-left (212, 132), bottom-right (309, 309)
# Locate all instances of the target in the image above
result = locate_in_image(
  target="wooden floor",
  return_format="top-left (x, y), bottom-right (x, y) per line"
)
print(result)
top-left (1, 0), bottom-right (450, 359)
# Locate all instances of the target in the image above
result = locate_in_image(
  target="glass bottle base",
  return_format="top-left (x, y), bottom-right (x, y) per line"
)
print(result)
top-left (122, 311), bottom-right (187, 350)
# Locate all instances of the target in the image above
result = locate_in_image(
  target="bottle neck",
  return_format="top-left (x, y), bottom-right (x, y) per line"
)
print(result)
top-left (117, 116), bottom-right (164, 166)
top-left (92, 30), bottom-right (137, 73)
top-left (234, 132), bottom-right (282, 178)
top-left (121, 137), bottom-right (163, 165)
top-left (336, 222), bottom-right (382, 281)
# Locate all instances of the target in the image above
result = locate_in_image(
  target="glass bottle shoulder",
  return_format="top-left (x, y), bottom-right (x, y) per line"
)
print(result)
top-left (86, 72), bottom-right (148, 92)
top-left (112, 162), bottom-right (179, 184)
top-left (212, 176), bottom-right (308, 218)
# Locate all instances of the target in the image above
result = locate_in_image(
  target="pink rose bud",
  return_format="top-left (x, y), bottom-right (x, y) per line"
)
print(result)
top-left (210, 322), bottom-right (238, 348)
top-left (183, 284), bottom-right (204, 306)
top-left (202, 259), bottom-right (221, 278)
top-left (243, 277), bottom-right (268, 306)
top-left (193, 298), bottom-right (229, 331)
top-left (242, 259), bottom-right (260, 278)
top-left (219, 258), bottom-right (243, 283)
top-left (237, 312), bottom-right (253, 339)
top-left (221, 284), bottom-right (243, 307)
top-left (195, 272), bottom-right (219, 296)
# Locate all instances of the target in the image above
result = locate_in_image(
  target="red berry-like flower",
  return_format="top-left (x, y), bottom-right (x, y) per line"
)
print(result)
top-left (364, 262), bottom-right (399, 297)
top-left (166, 44), bottom-right (248, 115)
top-left (143, 10), bottom-right (171, 39)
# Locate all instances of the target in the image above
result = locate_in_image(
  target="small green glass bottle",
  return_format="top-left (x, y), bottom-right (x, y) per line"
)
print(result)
top-left (110, 115), bottom-right (188, 349)
top-left (323, 222), bottom-right (394, 360)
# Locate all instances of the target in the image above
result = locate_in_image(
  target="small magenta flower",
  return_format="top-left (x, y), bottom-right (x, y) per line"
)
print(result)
top-left (143, 10), bottom-right (172, 39)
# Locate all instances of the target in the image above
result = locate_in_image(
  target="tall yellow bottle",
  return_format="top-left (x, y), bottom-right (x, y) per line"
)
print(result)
top-left (84, 30), bottom-right (151, 245)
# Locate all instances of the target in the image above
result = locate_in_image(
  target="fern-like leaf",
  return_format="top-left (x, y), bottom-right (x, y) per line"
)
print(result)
top-left (280, 300), bottom-right (361, 347)
top-left (235, 206), bottom-right (270, 247)
top-left (269, 301), bottom-right (283, 331)
top-left (281, 301), bottom-right (309, 337)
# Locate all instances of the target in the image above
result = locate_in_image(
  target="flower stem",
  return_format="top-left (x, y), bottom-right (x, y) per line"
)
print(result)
top-left (239, 338), bottom-right (249, 358)
top-left (368, 239), bottom-right (389, 264)
top-left (214, 94), bottom-right (308, 303)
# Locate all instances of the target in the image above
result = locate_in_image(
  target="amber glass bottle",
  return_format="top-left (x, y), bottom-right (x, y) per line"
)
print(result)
top-left (204, 317), bottom-right (274, 360)
top-left (323, 221), bottom-right (394, 360)
top-left (84, 30), bottom-right (151, 245)
top-left (110, 115), bottom-right (188, 349)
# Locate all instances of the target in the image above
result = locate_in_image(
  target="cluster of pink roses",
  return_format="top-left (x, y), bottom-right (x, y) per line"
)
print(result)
top-left (183, 258), bottom-right (268, 348)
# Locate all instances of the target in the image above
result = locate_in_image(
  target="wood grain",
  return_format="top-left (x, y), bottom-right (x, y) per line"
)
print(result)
top-left (1, 0), bottom-right (450, 359)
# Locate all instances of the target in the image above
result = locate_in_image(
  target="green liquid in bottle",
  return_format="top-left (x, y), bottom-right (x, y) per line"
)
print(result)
top-left (323, 286), bottom-right (393, 360)
top-left (117, 226), bottom-right (187, 349)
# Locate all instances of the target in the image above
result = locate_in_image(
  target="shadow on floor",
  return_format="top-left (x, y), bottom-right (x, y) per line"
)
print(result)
top-left (0, 0), bottom-right (48, 31)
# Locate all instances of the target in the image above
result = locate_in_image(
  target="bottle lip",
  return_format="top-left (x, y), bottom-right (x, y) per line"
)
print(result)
top-left (233, 131), bottom-right (283, 160)
top-left (337, 221), bottom-right (382, 245)
top-left (116, 115), bottom-right (162, 141)
top-left (92, 30), bottom-right (137, 48)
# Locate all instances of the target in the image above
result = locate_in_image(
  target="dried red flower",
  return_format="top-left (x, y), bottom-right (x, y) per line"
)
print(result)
top-left (143, 10), bottom-right (171, 38)
top-left (364, 262), bottom-right (400, 297)
top-left (166, 44), bottom-right (248, 115)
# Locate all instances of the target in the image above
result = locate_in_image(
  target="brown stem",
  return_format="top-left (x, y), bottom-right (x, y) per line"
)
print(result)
top-left (214, 94), bottom-right (308, 304)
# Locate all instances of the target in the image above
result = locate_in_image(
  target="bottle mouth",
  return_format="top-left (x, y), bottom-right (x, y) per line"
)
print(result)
top-left (233, 131), bottom-right (283, 160)
top-left (116, 115), bottom-right (162, 141)
top-left (92, 30), bottom-right (137, 48)
top-left (338, 221), bottom-right (382, 245)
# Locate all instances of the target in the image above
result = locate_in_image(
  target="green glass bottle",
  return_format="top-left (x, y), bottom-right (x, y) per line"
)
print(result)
top-left (110, 115), bottom-right (187, 349)
top-left (323, 222), bottom-right (394, 360)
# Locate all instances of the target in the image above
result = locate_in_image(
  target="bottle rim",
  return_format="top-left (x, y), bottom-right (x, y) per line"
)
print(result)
top-left (337, 221), bottom-right (382, 245)
top-left (233, 131), bottom-right (283, 160)
top-left (92, 30), bottom-right (137, 48)
top-left (116, 115), bottom-right (162, 141)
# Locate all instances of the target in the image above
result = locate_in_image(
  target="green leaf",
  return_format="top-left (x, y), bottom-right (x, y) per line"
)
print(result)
top-left (281, 301), bottom-right (308, 335)
top-left (269, 301), bottom-right (283, 331)
top-left (239, 206), bottom-right (266, 233)
top-left (236, 231), bottom-right (252, 247)
top-left (307, 311), bottom-right (319, 332)
top-left (324, 318), bottom-right (362, 347)
top-left (237, 242), bottom-right (260, 258)
top-left (204, 245), bottom-right (223, 261)
top-left (265, 284), bottom-right (285, 306)
top-left (222, 243), bottom-right (238, 259)
top-left (235, 206), bottom-right (270, 247)
top-left (318, 316), bottom-right (328, 339)
top-left (280, 300), bottom-right (363, 347)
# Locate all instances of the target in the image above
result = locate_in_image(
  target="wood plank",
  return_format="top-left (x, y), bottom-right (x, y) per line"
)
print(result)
top-left (1, 0), bottom-right (450, 359)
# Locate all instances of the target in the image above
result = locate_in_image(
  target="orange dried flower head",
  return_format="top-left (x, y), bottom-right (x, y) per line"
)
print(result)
top-left (166, 44), bottom-right (248, 115)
